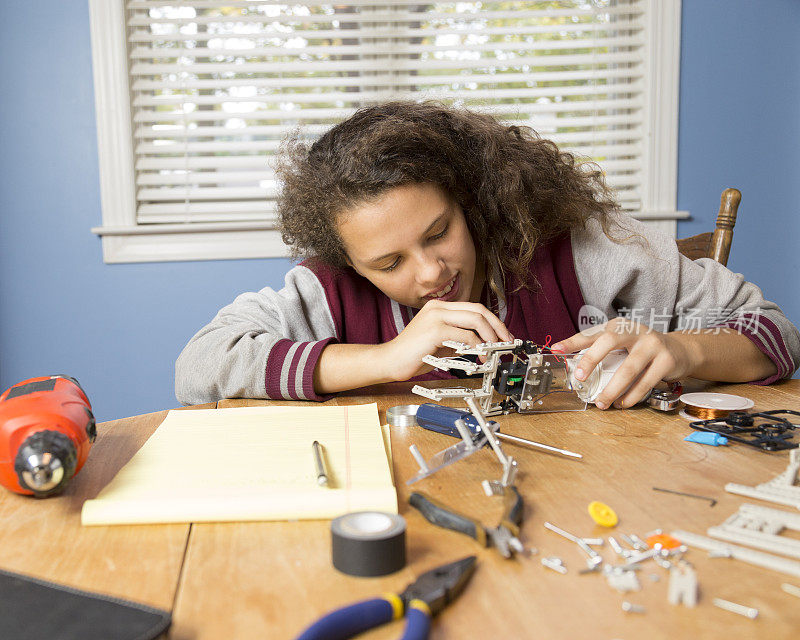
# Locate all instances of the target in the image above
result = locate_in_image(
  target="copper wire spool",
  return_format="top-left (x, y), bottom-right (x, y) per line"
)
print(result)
top-left (678, 392), bottom-right (754, 421)
top-left (683, 405), bottom-right (733, 420)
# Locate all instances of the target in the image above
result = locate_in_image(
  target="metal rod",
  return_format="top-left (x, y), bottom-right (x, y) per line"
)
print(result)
top-left (494, 431), bottom-right (583, 459)
top-left (544, 521), bottom-right (581, 543)
top-left (454, 418), bottom-right (477, 449)
top-left (782, 583), bottom-right (800, 598)
top-left (465, 396), bottom-right (509, 466)
top-left (653, 486), bottom-right (717, 507)
top-left (544, 522), bottom-right (601, 560)
top-left (312, 440), bottom-right (328, 487)
top-left (409, 444), bottom-right (429, 473)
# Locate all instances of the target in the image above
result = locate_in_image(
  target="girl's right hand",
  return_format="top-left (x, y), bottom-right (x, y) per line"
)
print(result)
top-left (379, 299), bottom-right (513, 381)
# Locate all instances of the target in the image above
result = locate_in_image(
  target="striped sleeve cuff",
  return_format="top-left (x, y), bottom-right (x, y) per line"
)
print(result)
top-left (265, 338), bottom-right (338, 401)
top-left (719, 313), bottom-right (794, 385)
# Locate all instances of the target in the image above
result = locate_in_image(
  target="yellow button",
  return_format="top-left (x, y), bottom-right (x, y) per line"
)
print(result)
top-left (588, 501), bottom-right (618, 527)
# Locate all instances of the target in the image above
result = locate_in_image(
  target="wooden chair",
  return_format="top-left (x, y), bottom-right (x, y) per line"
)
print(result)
top-left (676, 188), bottom-right (741, 266)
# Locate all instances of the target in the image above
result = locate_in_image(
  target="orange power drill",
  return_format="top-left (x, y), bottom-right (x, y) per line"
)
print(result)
top-left (0, 375), bottom-right (96, 497)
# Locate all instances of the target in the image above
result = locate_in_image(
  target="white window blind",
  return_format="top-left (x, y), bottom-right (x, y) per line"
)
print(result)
top-left (90, 0), bottom-right (682, 262)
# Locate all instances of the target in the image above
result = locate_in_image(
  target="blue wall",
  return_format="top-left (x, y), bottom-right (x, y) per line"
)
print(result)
top-left (1, 1), bottom-right (798, 421)
top-left (677, 0), bottom-right (800, 325)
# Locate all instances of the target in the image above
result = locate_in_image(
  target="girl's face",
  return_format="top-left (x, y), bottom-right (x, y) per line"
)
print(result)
top-left (338, 183), bottom-right (483, 309)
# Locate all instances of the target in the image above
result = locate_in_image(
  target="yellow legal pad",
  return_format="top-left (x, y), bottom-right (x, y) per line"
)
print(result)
top-left (81, 404), bottom-right (397, 526)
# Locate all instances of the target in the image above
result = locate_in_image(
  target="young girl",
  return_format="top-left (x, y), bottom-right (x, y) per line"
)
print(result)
top-left (175, 101), bottom-right (799, 409)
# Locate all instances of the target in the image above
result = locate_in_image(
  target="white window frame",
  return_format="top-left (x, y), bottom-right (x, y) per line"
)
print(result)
top-left (89, 0), bottom-right (684, 264)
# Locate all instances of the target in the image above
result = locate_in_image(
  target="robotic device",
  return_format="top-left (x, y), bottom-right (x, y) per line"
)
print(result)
top-left (413, 339), bottom-right (589, 416)
top-left (0, 375), bottom-right (96, 497)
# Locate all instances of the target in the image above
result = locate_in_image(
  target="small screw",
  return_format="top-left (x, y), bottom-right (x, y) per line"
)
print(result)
top-left (622, 601), bottom-right (646, 614)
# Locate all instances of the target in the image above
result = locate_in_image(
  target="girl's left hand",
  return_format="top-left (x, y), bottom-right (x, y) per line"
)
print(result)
top-left (551, 318), bottom-right (700, 409)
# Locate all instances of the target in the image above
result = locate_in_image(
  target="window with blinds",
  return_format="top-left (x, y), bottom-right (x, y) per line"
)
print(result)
top-left (90, 0), bottom-right (681, 262)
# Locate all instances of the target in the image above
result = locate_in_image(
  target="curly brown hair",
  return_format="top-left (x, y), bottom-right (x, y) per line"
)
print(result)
top-left (275, 101), bottom-right (619, 298)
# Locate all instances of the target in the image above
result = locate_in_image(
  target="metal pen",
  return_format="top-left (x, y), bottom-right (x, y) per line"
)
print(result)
top-left (312, 440), bottom-right (329, 487)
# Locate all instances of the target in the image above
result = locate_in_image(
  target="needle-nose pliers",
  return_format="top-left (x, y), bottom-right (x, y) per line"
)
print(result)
top-left (410, 485), bottom-right (525, 558)
top-left (295, 555), bottom-right (476, 640)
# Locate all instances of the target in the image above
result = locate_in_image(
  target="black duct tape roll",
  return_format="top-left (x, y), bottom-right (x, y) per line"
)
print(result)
top-left (331, 512), bottom-right (406, 577)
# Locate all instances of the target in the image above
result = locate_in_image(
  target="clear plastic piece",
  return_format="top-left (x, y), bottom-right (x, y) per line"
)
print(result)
top-left (406, 419), bottom-right (504, 485)
top-left (518, 354), bottom-right (589, 413)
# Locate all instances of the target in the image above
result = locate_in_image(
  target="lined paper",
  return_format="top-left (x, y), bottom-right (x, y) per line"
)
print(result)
top-left (82, 404), bottom-right (396, 526)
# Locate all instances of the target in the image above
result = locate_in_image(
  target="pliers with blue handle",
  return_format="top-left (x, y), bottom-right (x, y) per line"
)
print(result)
top-left (294, 555), bottom-right (476, 640)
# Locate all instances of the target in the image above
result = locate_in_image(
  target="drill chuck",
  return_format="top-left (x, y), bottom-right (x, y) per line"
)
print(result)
top-left (14, 430), bottom-right (78, 496)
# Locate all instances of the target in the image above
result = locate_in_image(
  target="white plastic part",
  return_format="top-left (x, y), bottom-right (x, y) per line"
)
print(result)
top-left (672, 530), bottom-right (800, 579)
top-left (568, 349), bottom-right (628, 403)
top-left (726, 450), bottom-right (800, 509)
top-left (667, 565), bottom-right (698, 607)
top-left (707, 503), bottom-right (800, 559)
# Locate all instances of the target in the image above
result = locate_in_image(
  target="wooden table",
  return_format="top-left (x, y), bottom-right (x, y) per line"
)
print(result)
top-left (2, 382), bottom-right (800, 639)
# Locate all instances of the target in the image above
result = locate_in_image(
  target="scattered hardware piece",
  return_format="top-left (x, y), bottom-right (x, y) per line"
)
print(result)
top-left (684, 431), bottom-right (729, 446)
top-left (544, 522), bottom-right (603, 568)
top-left (689, 410), bottom-right (799, 452)
top-left (707, 503), bottom-right (800, 559)
top-left (621, 601), bottom-right (646, 614)
top-left (541, 557), bottom-right (567, 574)
top-left (708, 550), bottom-right (732, 559)
top-left (578, 564), bottom-right (603, 575)
top-left (712, 598), bottom-right (758, 619)
top-left (604, 565), bottom-right (641, 593)
top-left (621, 533), bottom-right (649, 552)
top-left (296, 556), bottom-right (476, 640)
top-left (588, 501), bottom-right (618, 527)
top-left (667, 565), bottom-right (698, 607)
top-left (646, 533), bottom-right (682, 550)
top-left (609, 537), bottom-right (629, 559)
top-left (410, 485), bottom-right (524, 559)
top-left (726, 449), bottom-right (800, 509)
top-left (652, 486), bottom-right (717, 507)
top-left (679, 392), bottom-right (754, 420)
top-left (782, 583), bottom-right (800, 598)
top-left (672, 530), bottom-right (800, 579)
top-left (581, 537), bottom-right (604, 546)
top-left (385, 404), bottom-right (420, 427)
top-left (624, 549), bottom-right (660, 567)
top-left (629, 533), bottom-right (649, 550)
